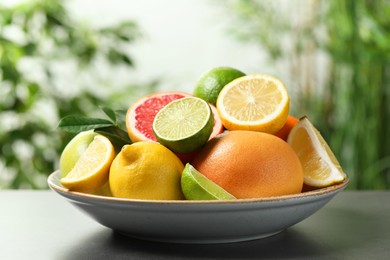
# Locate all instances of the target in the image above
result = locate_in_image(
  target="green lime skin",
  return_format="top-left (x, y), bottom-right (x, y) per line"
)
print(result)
top-left (153, 97), bottom-right (214, 154)
top-left (194, 67), bottom-right (246, 105)
top-left (181, 163), bottom-right (236, 200)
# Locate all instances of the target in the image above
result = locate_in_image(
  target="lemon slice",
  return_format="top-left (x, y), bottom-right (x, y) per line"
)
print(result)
top-left (59, 131), bottom-right (97, 177)
top-left (287, 117), bottom-right (347, 187)
top-left (60, 135), bottom-right (115, 193)
top-left (216, 74), bottom-right (289, 134)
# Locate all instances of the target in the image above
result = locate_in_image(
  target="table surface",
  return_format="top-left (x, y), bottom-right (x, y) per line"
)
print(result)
top-left (0, 190), bottom-right (389, 260)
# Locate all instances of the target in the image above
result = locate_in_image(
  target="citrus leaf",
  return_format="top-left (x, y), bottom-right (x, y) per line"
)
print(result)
top-left (95, 126), bottom-right (131, 153)
top-left (58, 115), bottom-right (113, 133)
top-left (114, 109), bottom-right (127, 129)
top-left (100, 106), bottom-right (117, 123)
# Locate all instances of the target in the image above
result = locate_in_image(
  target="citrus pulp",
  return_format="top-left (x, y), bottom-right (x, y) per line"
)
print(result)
top-left (287, 116), bottom-right (347, 187)
top-left (126, 92), bottom-right (223, 143)
top-left (153, 97), bottom-right (214, 154)
top-left (59, 130), bottom-right (97, 177)
top-left (126, 91), bottom-right (191, 143)
top-left (60, 135), bottom-right (115, 193)
top-left (216, 74), bottom-right (289, 134)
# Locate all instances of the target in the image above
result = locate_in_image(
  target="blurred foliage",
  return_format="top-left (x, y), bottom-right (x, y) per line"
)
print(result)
top-left (224, 0), bottom-right (390, 189)
top-left (0, 0), bottom-right (157, 189)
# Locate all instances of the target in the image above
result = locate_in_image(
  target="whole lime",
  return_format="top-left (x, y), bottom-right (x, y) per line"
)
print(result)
top-left (194, 67), bottom-right (245, 105)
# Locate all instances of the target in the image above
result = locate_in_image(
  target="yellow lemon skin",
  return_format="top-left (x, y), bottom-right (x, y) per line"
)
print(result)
top-left (109, 142), bottom-right (185, 200)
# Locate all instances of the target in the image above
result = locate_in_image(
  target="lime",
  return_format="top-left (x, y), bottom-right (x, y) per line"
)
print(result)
top-left (152, 97), bottom-right (214, 154)
top-left (59, 130), bottom-right (97, 177)
top-left (60, 135), bottom-right (116, 193)
top-left (181, 163), bottom-right (236, 200)
top-left (194, 67), bottom-right (245, 105)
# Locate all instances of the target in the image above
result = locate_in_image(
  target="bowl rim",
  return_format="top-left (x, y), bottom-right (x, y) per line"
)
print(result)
top-left (48, 170), bottom-right (349, 205)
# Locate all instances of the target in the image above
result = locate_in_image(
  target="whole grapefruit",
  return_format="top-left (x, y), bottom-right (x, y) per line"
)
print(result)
top-left (191, 130), bottom-right (303, 199)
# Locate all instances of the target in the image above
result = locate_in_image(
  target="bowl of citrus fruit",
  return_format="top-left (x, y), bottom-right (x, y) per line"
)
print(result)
top-left (48, 67), bottom-right (348, 244)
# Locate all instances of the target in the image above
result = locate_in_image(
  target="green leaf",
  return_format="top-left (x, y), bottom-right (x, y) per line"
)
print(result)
top-left (95, 126), bottom-right (131, 153)
top-left (107, 49), bottom-right (133, 66)
top-left (114, 109), bottom-right (128, 129)
top-left (100, 106), bottom-right (117, 123)
top-left (58, 115), bottom-right (113, 133)
top-left (100, 21), bottom-right (141, 42)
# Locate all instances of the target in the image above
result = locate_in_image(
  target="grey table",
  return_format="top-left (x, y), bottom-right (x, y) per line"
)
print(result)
top-left (0, 191), bottom-right (389, 260)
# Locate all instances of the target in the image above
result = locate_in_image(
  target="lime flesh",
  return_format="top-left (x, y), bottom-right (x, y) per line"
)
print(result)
top-left (181, 163), bottom-right (236, 200)
top-left (153, 97), bottom-right (214, 154)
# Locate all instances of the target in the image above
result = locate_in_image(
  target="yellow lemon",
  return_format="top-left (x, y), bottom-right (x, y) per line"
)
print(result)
top-left (216, 74), bottom-right (289, 134)
top-left (109, 142), bottom-right (185, 200)
top-left (287, 116), bottom-right (347, 187)
top-left (60, 135), bottom-right (115, 193)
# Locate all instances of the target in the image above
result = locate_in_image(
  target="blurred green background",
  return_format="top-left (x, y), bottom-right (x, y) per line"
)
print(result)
top-left (1, 0), bottom-right (389, 190)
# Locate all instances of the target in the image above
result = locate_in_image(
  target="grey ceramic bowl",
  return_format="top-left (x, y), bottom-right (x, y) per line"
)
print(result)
top-left (48, 170), bottom-right (348, 244)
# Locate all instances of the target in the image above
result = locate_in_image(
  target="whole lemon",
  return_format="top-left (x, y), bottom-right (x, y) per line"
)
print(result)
top-left (109, 142), bottom-right (185, 200)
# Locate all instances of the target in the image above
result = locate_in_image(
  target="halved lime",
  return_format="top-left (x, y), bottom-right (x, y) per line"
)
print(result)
top-left (181, 163), bottom-right (236, 200)
top-left (152, 97), bottom-right (214, 154)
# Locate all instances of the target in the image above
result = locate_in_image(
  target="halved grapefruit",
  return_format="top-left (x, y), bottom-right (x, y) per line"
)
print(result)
top-left (126, 91), bottom-right (224, 143)
top-left (126, 92), bottom-right (191, 142)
